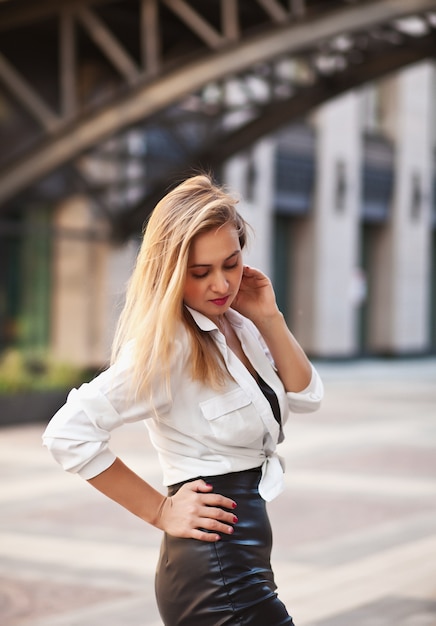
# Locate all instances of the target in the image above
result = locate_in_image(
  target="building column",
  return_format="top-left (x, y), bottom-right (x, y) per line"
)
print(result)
top-left (369, 63), bottom-right (433, 354)
top-left (224, 138), bottom-right (275, 276)
top-left (51, 196), bottom-right (109, 367)
top-left (104, 238), bottom-right (140, 356)
top-left (292, 92), bottom-right (362, 356)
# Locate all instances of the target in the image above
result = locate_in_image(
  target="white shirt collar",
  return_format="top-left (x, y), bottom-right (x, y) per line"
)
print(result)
top-left (184, 305), bottom-right (244, 331)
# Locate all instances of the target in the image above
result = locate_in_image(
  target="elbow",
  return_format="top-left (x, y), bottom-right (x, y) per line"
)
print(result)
top-left (288, 392), bottom-right (323, 414)
top-left (42, 436), bottom-right (112, 477)
top-left (43, 436), bottom-right (83, 473)
top-left (287, 365), bottom-right (324, 413)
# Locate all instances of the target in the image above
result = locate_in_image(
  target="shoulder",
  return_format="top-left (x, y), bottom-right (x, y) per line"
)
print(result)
top-left (116, 324), bottom-right (191, 372)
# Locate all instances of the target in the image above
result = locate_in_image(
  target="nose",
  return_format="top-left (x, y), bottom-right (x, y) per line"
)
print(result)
top-left (211, 272), bottom-right (229, 293)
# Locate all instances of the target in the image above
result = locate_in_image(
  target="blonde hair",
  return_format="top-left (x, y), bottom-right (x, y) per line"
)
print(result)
top-left (111, 174), bottom-right (248, 399)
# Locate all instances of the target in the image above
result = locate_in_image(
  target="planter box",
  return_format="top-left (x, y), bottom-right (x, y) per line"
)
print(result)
top-left (0, 390), bottom-right (69, 426)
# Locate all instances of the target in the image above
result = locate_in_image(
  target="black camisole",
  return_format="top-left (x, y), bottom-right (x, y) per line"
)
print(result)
top-left (256, 375), bottom-right (281, 425)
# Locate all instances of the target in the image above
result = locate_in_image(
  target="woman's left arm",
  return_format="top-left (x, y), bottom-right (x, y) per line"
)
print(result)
top-left (232, 265), bottom-right (312, 393)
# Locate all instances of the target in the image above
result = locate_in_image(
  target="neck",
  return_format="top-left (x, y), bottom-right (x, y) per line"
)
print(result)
top-left (214, 314), bottom-right (227, 333)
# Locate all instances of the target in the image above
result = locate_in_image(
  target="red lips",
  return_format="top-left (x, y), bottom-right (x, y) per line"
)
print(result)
top-left (210, 296), bottom-right (229, 306)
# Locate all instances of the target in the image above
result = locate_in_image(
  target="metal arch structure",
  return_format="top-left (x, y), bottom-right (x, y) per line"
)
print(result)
top-left (0, 0), bottom-right (436, 239)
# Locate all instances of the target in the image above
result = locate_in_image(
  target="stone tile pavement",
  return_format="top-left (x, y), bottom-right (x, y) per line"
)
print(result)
top-left (1, 358), bottom-right (435, 625)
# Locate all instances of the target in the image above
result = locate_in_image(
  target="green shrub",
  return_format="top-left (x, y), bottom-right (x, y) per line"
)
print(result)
top-left (0, 349), bottom-right (92, 394)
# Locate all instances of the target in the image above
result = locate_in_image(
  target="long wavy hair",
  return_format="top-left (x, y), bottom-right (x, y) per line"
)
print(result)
top-left (111, 174), bottom-right (249, 399)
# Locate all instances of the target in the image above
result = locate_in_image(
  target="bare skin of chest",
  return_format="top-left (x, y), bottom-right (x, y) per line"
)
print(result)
top-left (219, 316), bottom-right (257, 378)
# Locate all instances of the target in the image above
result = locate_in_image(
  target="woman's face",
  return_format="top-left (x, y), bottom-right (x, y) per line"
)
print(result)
top-left (183, 224), bottom-right (243, 322)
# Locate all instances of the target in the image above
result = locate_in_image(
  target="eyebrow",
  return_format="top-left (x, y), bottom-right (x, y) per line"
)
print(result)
top-left (188, 250), bottom-right (240, 268)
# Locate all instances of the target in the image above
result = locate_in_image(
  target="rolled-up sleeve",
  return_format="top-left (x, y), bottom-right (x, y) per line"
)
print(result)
top-left (42, 349), bottom-right (172, 479)
top-left (286, 364), bottom-right (323, 413)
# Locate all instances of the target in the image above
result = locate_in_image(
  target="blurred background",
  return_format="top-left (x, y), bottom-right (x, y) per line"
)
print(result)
top-left (1, 0), bottom-right (435, 393)
top-left (0, 1), bottom-right (436, 624)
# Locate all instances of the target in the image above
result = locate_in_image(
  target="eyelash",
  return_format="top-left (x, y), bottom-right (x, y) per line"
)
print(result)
top-left (192, 261), bottom-right (239, 279)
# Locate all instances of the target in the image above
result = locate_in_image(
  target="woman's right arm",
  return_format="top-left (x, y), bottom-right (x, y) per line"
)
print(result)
top-left (87, 457), bottom-right (238, 542)
top-left (43, 349), bottom-right (237, 541)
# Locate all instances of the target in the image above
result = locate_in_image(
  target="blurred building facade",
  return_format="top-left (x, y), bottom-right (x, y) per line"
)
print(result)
top-left (233, 60), bottom-right (436, 359)
top-left (1, 60), bottom-right (435, 366)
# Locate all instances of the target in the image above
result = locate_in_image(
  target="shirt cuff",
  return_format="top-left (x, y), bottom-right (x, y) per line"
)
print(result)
top-left (286, 364), bottom-right (323, 413)
top-left (76, 449), bottom-right (117, 480)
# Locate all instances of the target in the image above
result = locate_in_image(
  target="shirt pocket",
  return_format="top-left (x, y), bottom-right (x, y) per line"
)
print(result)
top-left (199, 388), bottom-right (264, 446)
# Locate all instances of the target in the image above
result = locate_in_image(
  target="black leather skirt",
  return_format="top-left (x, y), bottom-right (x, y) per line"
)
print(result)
top-left (155, 468), bottom-right (294, 626)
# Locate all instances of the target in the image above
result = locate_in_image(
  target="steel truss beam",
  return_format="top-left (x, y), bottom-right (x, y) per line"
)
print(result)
top-left (0, 0), bottom-right (435, 238)
top-left (115, 34), bottom-right (436, 238)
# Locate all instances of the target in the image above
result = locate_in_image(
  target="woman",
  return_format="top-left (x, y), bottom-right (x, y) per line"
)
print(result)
top-left (43, 174), bottom-right (323, 625)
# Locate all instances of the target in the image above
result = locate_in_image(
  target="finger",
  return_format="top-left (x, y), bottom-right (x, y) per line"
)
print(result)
top-left (243, 265), bottom-right (263, 277)
top-left (197, 517), bottom-right (236, 536)
top-left (191, 529), bottom-right (221, 542)
top-left (201, 493), bottom-right (238, 511)
top-left (187, 479), bottom-right (214, 493)
top-left (199, 503), bottom-right (238, 524)
top-left (185, 481), bottom-right (238, 510)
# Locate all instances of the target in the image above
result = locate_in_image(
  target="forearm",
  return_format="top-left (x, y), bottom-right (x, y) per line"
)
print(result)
top-left (87, 457), bottom-right (166, 526)
top-left (88, 457), bottom-right (239, 542)
top-left (255, 311), bottom-right (312, 393)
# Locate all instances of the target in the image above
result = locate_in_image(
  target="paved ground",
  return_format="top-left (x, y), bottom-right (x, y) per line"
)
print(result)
top-left (1, 358), bottom-right (435, 626)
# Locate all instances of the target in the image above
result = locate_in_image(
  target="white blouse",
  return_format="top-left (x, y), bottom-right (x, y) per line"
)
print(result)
top-left (43, 307), bottom-right (323, 501)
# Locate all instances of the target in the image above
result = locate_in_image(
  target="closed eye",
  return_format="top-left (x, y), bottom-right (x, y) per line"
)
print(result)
top-left (191, 261), bottom-right (239, 280)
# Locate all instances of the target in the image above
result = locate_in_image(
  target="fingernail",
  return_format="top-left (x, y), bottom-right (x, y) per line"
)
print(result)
top-left (228, 527), bottom-right (234, 534)
top-left (233, 516), bottom-right (238, 523)
top-left (232, 502), bottom-right (237, 509)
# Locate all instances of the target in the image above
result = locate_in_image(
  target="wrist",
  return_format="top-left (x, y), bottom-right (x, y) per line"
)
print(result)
top-left (252, 310), bottom-right (285, 334)
top-left (150, 494), bottom-right (170, 530)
